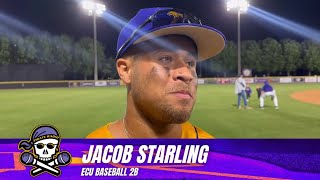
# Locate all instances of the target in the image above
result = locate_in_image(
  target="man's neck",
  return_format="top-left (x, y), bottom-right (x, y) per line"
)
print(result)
top-left (123, 95), bottom-right (181, 138)
top-left (122, 112), bottom-right (182, 138)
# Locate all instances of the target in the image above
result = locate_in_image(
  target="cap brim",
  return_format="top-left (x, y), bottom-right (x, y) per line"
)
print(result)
top-left (133, 24), bottom-right (225, 61)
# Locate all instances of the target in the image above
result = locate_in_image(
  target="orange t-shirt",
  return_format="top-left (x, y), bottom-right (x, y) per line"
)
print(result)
top-left (86, 121), bottom-right (213, 139)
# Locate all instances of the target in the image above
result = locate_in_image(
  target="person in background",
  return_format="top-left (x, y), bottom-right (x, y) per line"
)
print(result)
top-left (256, 85), bottom-right (262, 99)
top-left (259, 81), bottom-right (279, 109)
top-left (235, 75), bottom-right (251, 109)
top-left (245, 84), bottom-right (252, 102)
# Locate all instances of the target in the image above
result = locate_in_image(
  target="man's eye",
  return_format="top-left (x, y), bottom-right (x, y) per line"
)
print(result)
top-left (159, 56), bottom-right (172, 63)
top-left (186, 61), bottom-right (196, 67)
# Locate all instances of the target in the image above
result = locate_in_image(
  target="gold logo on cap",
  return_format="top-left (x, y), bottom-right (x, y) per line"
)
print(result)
top-left (167, 11), bottom-right (183, 24)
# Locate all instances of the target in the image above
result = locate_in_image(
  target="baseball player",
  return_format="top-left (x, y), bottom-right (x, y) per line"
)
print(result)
top-left (259, 81), bottom-right (279, 109)
top-left (86, 7), bottom-right (225, 138)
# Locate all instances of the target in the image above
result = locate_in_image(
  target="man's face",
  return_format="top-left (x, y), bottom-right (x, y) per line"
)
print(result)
top-left (128, 35), bottom-right (198, 125)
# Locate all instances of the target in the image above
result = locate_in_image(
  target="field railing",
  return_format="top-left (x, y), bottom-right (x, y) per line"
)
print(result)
top-left (0, 76), bottom-right (319, 89)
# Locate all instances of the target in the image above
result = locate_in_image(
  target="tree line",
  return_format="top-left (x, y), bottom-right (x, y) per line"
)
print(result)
top-left (209, 38), bottom-right (320, 77)
top-left (0, 33), bottom-right (319, 79)
top-left (0, 33), bottom-right (117, 80)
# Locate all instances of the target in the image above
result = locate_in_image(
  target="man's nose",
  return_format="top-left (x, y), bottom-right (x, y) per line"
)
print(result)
top-left (172, 66), bottom-right (195, 83)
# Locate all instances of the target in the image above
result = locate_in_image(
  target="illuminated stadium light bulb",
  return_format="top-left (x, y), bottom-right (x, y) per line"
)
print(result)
top-left (227, 0), bottom-right (250, 13)
top-left (95, 3), bottom-right (106, 16)
top-left (81, 1), bottom-right (94, 13)
top-left (227, 0), bottom-right (238, 11)
top-left (239, 0), bottom-right (250, 12)
top-left (81, 0), bottom-right (106, 16)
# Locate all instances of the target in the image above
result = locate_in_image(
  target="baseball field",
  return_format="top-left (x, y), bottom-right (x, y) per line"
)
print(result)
top-left (0, 83), bottom-right (319, 138)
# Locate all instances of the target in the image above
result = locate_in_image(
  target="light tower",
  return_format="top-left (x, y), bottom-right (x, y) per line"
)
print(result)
top-left (81, 0), bottom-right (106, 81)
top-left (227, 0), bottom-right (250, 76)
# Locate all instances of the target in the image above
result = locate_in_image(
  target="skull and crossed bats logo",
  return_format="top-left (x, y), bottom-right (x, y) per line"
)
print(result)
top-left (18, 125), bottom-right (71, 177)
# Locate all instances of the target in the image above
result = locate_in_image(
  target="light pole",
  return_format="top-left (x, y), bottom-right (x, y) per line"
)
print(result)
top-left (227, 0), bottom-right (250, 76)
top-left (81, 0), bottom-right (106, 81)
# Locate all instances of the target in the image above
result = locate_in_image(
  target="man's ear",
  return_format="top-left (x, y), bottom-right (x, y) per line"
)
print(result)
top-left (116, 58), bottom-right (132, 84)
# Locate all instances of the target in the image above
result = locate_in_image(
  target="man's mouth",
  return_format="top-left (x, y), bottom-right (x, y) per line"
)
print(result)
top-left (170, 90), bottom-right (193, 99)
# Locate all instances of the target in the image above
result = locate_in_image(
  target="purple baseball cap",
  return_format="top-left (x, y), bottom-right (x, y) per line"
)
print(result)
top-left (116, 7), bottom-right (226, 61)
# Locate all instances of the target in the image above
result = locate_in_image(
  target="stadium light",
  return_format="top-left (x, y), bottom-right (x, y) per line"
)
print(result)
top-left (81, 0), bottom-right (106, 81)
top-left (226, 0), bottom-right (250, 76)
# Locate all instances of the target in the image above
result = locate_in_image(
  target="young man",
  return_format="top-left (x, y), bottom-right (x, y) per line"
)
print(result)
top-left (259, 81), bottom-right (279, 109)
top-left (86, 7), bottom-right (225, 138)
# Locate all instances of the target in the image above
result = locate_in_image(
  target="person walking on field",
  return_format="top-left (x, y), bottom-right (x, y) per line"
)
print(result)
top-left (235, 75), bottom-right (251, 109)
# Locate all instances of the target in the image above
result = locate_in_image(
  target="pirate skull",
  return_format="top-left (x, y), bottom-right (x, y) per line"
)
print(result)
top-left (34, 139), bottom-right (58, 161)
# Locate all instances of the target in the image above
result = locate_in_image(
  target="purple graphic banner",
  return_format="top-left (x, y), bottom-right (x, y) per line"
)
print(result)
top-left (1, 139), bottom-right (320, 179)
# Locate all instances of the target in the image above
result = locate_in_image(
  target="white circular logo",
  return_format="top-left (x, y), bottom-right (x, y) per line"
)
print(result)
top-left (243, 69), bottom-right (251, 77)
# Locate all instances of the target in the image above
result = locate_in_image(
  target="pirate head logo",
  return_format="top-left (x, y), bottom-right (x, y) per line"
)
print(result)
top-left (18, 125), bottom-right (71, 177)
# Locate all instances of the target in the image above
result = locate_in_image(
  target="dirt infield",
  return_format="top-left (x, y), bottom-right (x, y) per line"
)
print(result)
top-left (291, 90), bottom-right (320, 105)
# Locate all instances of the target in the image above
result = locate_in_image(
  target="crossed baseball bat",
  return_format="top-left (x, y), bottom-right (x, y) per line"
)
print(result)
top-left (20, 151), bottom-right (71, 176)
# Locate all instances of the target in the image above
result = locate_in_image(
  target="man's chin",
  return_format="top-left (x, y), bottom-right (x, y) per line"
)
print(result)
top-left (158, 100), bottom-right (194, 124)
top-left (172, 118), bottom-right (189, 124)
top-left (167, 108), bottom-right (192, 124)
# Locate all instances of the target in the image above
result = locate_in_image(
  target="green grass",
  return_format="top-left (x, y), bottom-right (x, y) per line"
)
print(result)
top-left (0, 84), bottom-right (319, 138)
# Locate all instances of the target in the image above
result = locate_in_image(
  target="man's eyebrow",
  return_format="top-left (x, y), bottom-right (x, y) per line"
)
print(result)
top-left (153, 48), bottom-right (197, 58)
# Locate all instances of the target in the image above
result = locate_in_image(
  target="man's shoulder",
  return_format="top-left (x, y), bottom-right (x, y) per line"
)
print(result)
top-left (86, 121), bottom-right (213, 139)
top-left (182, 122), bottom-right (214, 139)
top-left (86, 123), bottom-right (113, 138)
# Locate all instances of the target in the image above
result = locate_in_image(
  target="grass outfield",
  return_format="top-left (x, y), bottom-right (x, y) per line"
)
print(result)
top-left (0, 83), bottom-right (319, 138)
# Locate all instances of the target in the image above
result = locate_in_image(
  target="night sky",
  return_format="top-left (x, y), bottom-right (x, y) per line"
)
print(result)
top-left (0, 0), bottom-right (320, 56)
